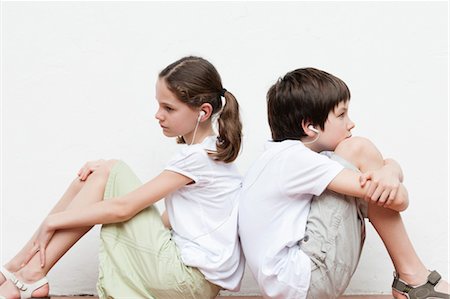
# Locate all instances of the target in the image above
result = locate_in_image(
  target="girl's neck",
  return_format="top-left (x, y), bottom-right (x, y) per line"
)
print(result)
top-left (185, 126), bottom-right (215, 145)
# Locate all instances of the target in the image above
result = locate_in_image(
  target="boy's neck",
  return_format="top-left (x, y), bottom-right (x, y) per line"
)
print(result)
top-left (301, 138), bottom-right (322, 153)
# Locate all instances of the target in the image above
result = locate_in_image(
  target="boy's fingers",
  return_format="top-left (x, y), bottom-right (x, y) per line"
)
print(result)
top-left (366, 182), bottom-right (377, 201)
top-left (370, 186), bottom-right (383, 203)
top-left (384, 189), bottom-right (397, 207)
top-left (389, 188), bottom-right (398, 201)
top-left (377, 189), bottom-right (390, 206)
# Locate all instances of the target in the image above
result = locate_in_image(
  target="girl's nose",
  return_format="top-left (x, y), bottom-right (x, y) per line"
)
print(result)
top-left (155, 109), bottom-right (163, 120)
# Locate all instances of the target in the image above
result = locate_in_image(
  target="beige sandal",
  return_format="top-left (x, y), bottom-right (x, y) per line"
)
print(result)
top-left (0, 273), bottom-right (49, 299)
top-left (0, 267), bottom-right (14, 282)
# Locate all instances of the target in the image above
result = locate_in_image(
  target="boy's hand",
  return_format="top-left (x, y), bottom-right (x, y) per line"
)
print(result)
top-left (359, 166), bottom-right (400, 207)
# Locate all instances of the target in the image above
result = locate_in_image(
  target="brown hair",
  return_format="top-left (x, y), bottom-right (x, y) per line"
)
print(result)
top-left (267, 67), bottom-right (350, 141)
top-left (159, 56), bottom-right (242, 163)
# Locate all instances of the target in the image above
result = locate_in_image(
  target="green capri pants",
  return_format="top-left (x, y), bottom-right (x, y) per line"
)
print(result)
top-left (96, 161), bottom-right (220, 299)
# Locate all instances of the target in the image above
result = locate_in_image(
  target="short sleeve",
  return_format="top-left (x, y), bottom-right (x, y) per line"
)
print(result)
top-left (280, 148), bottom-right (344, 198)
top-left (165, 147), bottom-right (210, 184)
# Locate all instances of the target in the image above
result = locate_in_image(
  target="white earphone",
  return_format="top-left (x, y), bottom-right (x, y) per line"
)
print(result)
top-left (191, 111), bottom-right (206, 146)
top-left (198, 111), bottom-right (206, 121)
top-left (308, 125), bottom-right (319, 133)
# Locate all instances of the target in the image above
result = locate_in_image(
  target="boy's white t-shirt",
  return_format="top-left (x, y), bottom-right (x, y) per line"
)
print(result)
top-left (164, 135), bottom-right (244, 291)
top-left (238, 140), bottom-right (344, 299)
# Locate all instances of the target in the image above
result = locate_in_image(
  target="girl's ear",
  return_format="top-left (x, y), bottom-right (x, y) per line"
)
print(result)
top-left (198, 103), bottom-right (213, 122)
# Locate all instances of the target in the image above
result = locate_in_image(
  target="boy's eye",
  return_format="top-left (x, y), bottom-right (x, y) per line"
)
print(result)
top-left (165, 106), bottom-right (174, 112)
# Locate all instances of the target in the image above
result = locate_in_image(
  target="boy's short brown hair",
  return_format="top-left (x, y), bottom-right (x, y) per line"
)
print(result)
top-left (267, 68), bottom-right (350, 141)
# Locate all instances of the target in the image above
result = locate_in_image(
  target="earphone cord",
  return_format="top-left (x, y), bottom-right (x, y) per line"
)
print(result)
top-left (302, 132), bottom-right (320, 145)
top-left (190, 118), bottom-right (201, 145)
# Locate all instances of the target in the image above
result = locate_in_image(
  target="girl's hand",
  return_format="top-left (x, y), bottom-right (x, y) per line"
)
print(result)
top-left (359, 165), bottom-right (400, 208)
top-left (77, 159), bottom-right (106, 181)
top-left (22, 219), bottom-right (55, 268)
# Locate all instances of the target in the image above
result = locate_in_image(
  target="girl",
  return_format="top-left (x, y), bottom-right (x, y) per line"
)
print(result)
top-left (0, 56), bottom-right (244, 299)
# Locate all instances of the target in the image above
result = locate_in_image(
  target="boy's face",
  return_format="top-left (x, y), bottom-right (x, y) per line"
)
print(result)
top-left (318, 101), bottom-right (355, 151)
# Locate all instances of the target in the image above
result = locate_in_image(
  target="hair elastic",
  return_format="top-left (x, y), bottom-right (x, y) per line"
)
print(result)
top-left (220, 88), bottom-right (227, 97)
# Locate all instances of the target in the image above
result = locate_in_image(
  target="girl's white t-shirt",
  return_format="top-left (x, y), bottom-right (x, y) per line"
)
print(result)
top-left (238, 140), bottom-right (344, 299)
top-left (164, 136), bottom-right (244, 291)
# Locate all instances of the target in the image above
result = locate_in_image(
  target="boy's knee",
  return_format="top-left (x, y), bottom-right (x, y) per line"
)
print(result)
top-left (335, 137), bottom-right (375, 164)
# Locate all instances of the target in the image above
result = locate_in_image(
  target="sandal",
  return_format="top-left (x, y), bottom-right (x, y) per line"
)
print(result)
top-left (0, 267), bottom-right (14, 283)
top-left (392, 270), bottom-right (449, 299)
top-left (0, 274), bottom-right (49, 299)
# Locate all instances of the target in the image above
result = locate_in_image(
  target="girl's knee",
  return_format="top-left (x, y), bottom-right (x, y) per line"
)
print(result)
top-left (104, 159), bottom-right (120, 172)
top-left (89, 159), bottom-right (120, 181)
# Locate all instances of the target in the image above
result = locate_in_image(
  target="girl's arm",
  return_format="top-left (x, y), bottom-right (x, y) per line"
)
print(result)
top-left (46, 170), bottom-right (191, 230)
top-left (161, 210), bottom-right (172, 229)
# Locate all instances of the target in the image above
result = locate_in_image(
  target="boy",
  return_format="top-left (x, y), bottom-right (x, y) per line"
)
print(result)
top-left (238, 68), bottom-right (449, 299)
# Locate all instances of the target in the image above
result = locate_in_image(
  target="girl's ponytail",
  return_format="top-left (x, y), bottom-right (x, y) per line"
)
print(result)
top-left (160, 56), bottom-right (242, 163)
top-left (212, 90), bottom-right (242, 163)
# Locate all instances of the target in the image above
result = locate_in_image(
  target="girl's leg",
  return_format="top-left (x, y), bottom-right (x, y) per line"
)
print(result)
top-left (0, 160), bottom-right (118, 298)
top-left (335, 138), bottom-right (449, 298)
top-left (1, 178), bottom-right (86, 282)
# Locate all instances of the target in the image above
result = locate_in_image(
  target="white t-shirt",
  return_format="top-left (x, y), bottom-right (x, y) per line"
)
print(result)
top-left (238, 140), bottom-right (344, 299)
top-left (164, 135), bottom-right (244, 291)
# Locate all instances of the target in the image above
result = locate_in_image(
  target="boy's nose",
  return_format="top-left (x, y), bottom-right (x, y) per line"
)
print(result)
top-left (348, 120), bottom-right (355, 130)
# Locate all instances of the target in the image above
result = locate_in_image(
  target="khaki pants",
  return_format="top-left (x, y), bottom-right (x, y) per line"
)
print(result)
top-left (302, 154), bottom-right (368, 299)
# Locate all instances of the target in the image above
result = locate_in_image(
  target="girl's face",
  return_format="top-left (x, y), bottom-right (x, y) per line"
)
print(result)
top-left (316, 101), bottom-right (355, 151)
top-left (155, 78), bottom-right (199, 140)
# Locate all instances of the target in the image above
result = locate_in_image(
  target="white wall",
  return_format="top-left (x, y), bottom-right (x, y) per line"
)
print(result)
top-left (1, 1), bottom-right (448, 296)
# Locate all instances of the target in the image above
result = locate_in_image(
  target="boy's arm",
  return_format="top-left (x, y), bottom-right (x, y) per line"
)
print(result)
top-left (384, 158), bottom-right (404, 182)
top-left (328, 137), bottom-right (409, 212)
top-left (328, 169), bottom-right (408, 212)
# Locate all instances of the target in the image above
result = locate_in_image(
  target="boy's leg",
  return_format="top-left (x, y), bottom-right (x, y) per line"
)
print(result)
top-left (0, 160), bottom-right (118, 298)
top-left (302, 154), bottom-right (366, 299)
top-left (335, 137), bottom-right (449, 298)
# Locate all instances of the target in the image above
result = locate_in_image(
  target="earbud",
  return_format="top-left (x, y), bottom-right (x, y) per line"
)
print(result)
top-left (198, 111), bottom-right (206, 122)
top-left (308, 125), bottom-right (319, 134)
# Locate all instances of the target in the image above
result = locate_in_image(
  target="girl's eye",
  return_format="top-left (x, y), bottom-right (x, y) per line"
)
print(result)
top-left (165, 106), bottom-right (174, 112)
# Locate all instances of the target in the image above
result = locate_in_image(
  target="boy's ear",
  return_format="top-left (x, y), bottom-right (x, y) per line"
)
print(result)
top-left (301, 120), bottom-right (317, 137)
